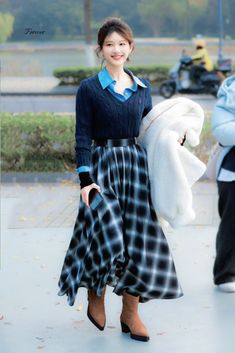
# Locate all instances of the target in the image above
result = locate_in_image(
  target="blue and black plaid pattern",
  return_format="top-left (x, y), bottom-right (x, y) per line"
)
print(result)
top-left (58, 144), bottom-right (183, 305)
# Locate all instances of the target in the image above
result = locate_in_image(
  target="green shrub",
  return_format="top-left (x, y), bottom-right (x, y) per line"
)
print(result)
top-left (1, 113), bottom-right (76, 172)
top-left (53, 66), bottom-right (100, 85)
top-left (188, 112), bottom-right (216, 164)
top-left (53, 65), bottom-right (170, 85)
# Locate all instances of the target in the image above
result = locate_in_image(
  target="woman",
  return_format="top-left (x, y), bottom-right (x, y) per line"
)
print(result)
top-left (212, 75), bottom-right (235, 293)
top-left (58, 17), bottom-right (183, 342)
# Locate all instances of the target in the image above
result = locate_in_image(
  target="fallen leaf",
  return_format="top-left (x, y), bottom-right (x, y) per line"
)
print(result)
top-left (37, 346), bottom-right (45, 350)
top-left (0, 315), bottom-right (4, 320)
top-left (19, 216), bottom-right (27, 222)
top-left (72, 320), bottom-right (84, 326)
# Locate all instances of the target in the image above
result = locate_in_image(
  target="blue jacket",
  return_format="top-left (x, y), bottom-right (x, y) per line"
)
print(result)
top-left (211, 75), bottom-right (235, 178)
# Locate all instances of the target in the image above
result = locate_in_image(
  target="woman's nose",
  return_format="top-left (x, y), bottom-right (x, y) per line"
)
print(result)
top-left (113, 45), bottom-right (121, 52)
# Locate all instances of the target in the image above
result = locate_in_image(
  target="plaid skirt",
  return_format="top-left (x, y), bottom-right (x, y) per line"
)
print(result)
top-left (58, 144), bottom-right (183, 305)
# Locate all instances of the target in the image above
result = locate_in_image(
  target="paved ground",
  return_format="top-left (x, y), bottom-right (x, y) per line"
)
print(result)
top-left (1, 180), bottom-right (234, 353)
top-left (1, 180), bottom-right (220, 229)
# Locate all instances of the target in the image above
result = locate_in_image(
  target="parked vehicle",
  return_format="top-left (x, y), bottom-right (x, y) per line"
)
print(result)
top-left (159, 52), bottom-right (232, 98)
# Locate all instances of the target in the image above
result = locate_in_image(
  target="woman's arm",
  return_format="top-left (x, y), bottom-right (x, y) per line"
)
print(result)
top-left (75, 80), bottom-right (101, 204)
top-left (142, 79), bottom-right (153, 118)
top-left (212, 77), bottom-right (235, 146)
top-left (75, 80), bottom-right (93, 168)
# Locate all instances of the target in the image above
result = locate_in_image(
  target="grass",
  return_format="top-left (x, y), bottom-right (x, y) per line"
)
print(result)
top-left (190, 112), bottom-right (216, 164)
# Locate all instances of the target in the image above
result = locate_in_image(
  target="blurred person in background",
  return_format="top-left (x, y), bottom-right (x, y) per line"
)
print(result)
top-left (190, 38), bottom-right (214, 83)
top-left (212, 75), bottom-right (235, 293)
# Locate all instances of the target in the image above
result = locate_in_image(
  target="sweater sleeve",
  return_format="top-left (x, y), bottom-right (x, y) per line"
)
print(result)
top-left (75, 80), bottom-right (93, 168)
top-left (212, 105), bottom-right (235, 146)
top-left (142, 79), bottom-right (153, 118)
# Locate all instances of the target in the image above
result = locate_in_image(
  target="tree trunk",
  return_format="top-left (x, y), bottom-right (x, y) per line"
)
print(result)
top-left (83, 0), bottom-right (95, 67)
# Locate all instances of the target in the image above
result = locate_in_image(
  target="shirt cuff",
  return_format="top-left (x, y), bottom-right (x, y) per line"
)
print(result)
top-left (76, 166), bottom-right (91, 173)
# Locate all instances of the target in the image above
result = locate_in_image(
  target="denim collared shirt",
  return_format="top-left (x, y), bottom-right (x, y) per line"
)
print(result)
top-left (98, 66), bottom-right (147, 102)
top-left (76, 67), bottom-right (148, 174)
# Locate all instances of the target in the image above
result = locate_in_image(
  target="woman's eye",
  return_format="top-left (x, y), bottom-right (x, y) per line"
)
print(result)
top-left (120, 42), bottom-right (126, 46)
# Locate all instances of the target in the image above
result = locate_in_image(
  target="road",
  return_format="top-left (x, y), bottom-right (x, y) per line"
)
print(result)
top-left (1, 94), bottom-right (216, 113)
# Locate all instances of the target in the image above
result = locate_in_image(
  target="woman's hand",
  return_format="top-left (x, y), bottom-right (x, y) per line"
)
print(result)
top-left (80, 183), bottom-right (101, 208)
top-left (178, 133), bottom-right (187, 146)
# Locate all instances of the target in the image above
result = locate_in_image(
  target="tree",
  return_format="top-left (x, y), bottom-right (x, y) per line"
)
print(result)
top-left (138, 0), bottom-right (210, 38)
top-left (92, 0), bottom-right (146, 36)
top-left (0, 12), bottom-right (14, 43)
top-left (180, 0), bottom-right (208, 38)
top-left (84, 0), bottom-right (95, 66)
top-left (223, 0), bottom-right (235, 38)
top-left (8, 0), bottom-right (83, 40)
top-left (138, 0), bottom-right (184, 37)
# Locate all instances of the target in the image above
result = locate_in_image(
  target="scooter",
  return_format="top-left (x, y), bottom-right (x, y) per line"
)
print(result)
top-left (159, 52), bottom-right (232, 98)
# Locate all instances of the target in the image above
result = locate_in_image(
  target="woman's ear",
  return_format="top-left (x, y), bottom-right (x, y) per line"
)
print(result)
top-left (129, 43), bottom-right (134, 54)
top-left (127, 43), bottom-right (134, 61)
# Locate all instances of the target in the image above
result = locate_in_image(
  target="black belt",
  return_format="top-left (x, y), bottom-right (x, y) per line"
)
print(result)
top-left (94, 138), bottom-right (137, 147)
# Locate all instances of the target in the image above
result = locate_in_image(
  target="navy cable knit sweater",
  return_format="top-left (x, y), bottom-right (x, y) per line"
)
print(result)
top-left (75, 74), bottom-right (152, 168)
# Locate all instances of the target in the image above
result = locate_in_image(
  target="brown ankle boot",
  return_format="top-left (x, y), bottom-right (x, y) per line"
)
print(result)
top-left (120, 291), bottom-right (150, 341)
top-left (87, 287), bottom-right (106, 331)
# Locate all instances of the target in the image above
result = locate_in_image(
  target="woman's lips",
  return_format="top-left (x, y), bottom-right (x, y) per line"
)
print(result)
top-left (111, 55), bottom-right (123, 60)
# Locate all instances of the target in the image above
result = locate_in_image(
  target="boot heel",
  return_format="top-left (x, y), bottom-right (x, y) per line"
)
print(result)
top-left (121, 321), bottom-right (130, 333)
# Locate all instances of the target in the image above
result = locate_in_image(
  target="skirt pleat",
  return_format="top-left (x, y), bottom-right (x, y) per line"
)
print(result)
top-left (58, 144), bottom-right (183, 305)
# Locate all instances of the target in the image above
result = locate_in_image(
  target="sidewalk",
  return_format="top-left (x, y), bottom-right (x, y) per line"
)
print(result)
top-left (1, 180), bottom-right (234, 353)
top-left (1, 77), bottom-right (78, 96)
top-left (0, 179), bottom-right (220, 228)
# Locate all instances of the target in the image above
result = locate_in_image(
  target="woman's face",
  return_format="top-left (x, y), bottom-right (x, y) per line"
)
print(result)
top-left (101, 31), bottom-right (133, 67)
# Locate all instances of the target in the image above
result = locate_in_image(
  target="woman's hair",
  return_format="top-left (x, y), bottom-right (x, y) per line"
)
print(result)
top-left (95, 17), bottom-right (134, 61)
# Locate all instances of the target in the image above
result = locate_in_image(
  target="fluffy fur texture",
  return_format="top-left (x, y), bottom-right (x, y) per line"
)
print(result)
top-left (138, 97), bottom-right (206, 228)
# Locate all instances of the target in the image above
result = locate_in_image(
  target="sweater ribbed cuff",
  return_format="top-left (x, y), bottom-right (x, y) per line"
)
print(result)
top-left (79, 172), bottom-right (93, 189)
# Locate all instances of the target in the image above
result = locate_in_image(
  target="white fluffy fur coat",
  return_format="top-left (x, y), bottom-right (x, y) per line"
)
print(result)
top-left (138, 97), bottom-right (206, 228)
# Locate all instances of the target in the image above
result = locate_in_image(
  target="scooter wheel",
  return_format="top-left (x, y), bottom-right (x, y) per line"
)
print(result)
top-left (159, 82), bottom-right (175, 98)
top-left (209, 82), bottom-right (220, 97)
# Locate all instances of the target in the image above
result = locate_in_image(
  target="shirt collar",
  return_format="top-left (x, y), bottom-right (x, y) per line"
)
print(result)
top-left (98, 66), bottom-right (147, 89)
